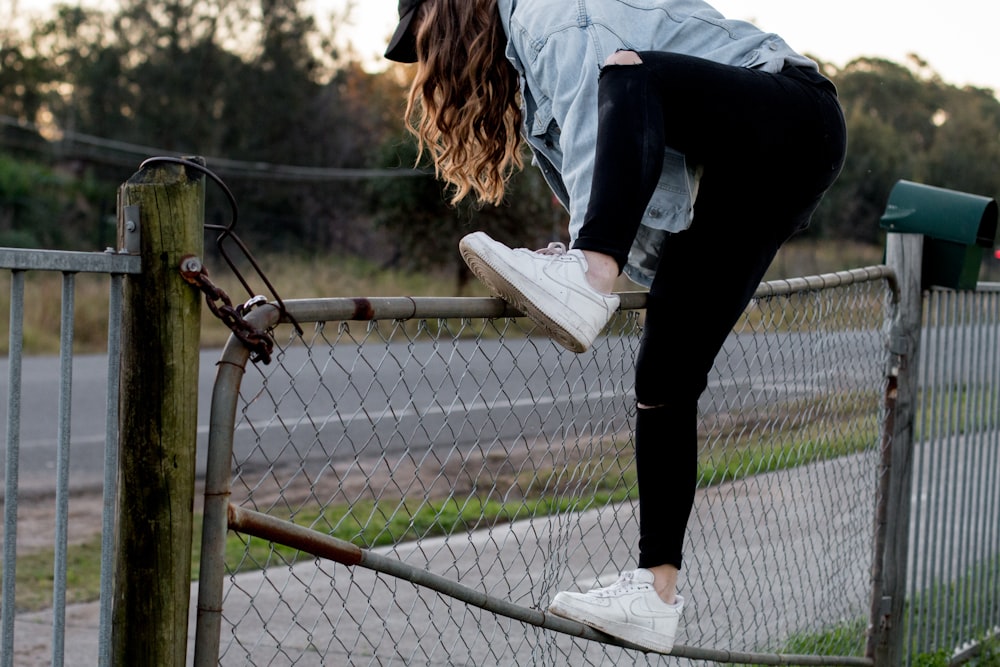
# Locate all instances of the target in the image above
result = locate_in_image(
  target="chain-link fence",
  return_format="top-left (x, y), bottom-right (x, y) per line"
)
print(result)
top-left (193, 267), bottom-right (896, 666)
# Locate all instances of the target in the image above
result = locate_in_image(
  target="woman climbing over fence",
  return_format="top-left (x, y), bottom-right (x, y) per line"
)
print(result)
top-left (385, 0), bottom-right (846, 652)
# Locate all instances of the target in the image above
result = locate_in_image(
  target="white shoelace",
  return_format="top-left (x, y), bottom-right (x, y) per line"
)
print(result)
top-left (534, 242), bottom-right (567, 256)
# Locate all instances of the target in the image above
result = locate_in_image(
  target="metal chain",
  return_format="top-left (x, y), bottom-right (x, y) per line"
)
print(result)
top-left (180, 255), bottom-right (274, 364)
top-left (138, 156), bottom-right (301, 366)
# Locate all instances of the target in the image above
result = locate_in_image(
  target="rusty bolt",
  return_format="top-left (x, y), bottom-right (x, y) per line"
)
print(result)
top-left (181, 256), bottom-right (203, 274)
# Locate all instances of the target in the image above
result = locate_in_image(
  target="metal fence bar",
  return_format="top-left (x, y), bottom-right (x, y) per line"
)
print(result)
top-left (974, 291), bottom-right (997, 637)
top-left (947, 292), bottom-right (965, 645)
top-left (948, 291), bottom-right (965, 646)
top-left (975, 289), bottom-right (998, 639)
top-left (0, 270), bottom-right (25, 667)
top-left (959, 292), bottom-right (977, 643)
top-left (904, 284), bottom-right (1000, 663)
top-left (0, 248), bottom-right (141, 274)
top-left (0, 248), bottom-right (140, 667)
top-left (904, 286), bottom-right (929, 661)
top-left (193, 316), bottom-right (268, 667)
top-left (926, 291), bottom-right (947, 653)
top-left (259, 266), bottom-right (896, 325)
top-left (752, 265), bottom-right (898, 300)
top-left (98, 273), bottom-right (125, 667)
top-left (966, 287), bottom-right (1000, 646)
top-left (51, 273), bottom-right (77, 665)
top-left (988, 290), bottom-right (1000, 636)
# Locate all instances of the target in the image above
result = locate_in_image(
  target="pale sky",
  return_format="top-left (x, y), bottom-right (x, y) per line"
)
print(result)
top-left (331, 0), bottom-right (1000, 94)
top-left (13, 0), bottom-right (1000, 94)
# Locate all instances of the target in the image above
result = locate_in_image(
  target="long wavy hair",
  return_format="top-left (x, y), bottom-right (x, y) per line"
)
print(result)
top-left (406, 0), bottom-right (523, 206)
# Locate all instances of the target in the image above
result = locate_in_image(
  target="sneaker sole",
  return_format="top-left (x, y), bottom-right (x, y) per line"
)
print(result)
top-left (548, 598), bottom-right (677, 654)
top-left (459, 235), bottom-right (592, 353)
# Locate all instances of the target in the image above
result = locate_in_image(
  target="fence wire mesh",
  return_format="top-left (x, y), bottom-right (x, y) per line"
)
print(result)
top-left (207, 272), bottom-right (894, 666)
top-left (906, 286), bottom-right (1000, 664)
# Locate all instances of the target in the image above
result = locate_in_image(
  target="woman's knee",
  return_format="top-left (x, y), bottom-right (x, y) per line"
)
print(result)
top-left (605, 50), bottom-right (643, 66)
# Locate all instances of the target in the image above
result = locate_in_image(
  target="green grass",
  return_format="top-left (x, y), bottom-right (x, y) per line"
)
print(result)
top-left (768, 616), bottom-right (869, 661)
top-left (698, 390), bottom-right (881, 485)
top-left (759, 618), bottom-right (1000, 667)
top-left (916, 384), bottom-right (1000, 439)
top-left (13, 534), bottom-right (105, 612)
top-left (746, 555), bottom-right (1000, 666)
top-left (905, 555), bottom-right (1000, 662)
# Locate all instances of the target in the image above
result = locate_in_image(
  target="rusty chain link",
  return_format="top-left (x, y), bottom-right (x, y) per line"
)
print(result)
top-left (180, 255), bottom-right (275, 364)
top-left (138, 156), bottom-right (303, 365)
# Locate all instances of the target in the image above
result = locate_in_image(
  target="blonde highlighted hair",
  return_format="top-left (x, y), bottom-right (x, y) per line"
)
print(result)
top-left (405, 0), bottom-right (523, 206)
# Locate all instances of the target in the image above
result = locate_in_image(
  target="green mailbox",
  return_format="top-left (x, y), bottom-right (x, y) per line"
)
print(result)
top-left (880, 180), bottom-right (998, 289)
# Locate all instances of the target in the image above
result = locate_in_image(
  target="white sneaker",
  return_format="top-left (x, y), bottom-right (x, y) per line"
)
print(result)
top-left (458, 232), bottom-right (620, 353)
top-left (548, 569), bottom-right (684, 653)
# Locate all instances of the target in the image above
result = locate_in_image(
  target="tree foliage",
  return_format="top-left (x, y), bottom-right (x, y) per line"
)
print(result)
top-left (370, 135), bottom-right (566, 290)
top-left (806, 56), bottom-right (1000, 243)
top-left (1, 5), bottom-right (998, 273)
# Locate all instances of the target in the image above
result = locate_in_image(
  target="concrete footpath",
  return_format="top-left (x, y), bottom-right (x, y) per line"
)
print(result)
top-left (12, 451), bottom-right (878, 665)
top-left (12, 588), bottom-right (199, 666)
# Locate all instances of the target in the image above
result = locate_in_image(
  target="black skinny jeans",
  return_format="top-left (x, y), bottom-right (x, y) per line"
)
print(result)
top-left (572, 51), bottom-right (847, 570)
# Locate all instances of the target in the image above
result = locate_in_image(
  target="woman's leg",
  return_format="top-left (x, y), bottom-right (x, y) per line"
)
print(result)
top-left (547, 52), bottom-right (845, 651)
top-left (586, 51), bottom-right (846, 589)
top-left (633, 178), bottom-right (800, 579)
top-left (574, 51), bottom-right (846, 267)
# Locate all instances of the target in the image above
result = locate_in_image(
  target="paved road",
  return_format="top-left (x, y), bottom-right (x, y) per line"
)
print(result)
top-left (0, 327), bottom-right (885, 498)
top-left (0, 349), bottom-right (221, 497)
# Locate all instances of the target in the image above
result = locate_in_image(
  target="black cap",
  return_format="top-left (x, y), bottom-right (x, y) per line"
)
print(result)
top-left (384, 0), bottom-right (426, 63)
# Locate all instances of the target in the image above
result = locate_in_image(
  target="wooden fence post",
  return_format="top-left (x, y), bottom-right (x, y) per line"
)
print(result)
top-left (871, 232), bottom-right (923, 667)
top-left (112, 159), bottom-right (204, 666)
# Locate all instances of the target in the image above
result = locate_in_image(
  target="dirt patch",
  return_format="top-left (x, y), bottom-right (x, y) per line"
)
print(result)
top-left (3, 432), bottom-right (631, 558)
top-left (227, 435), bottom-right (632, 515)
top-left (1, 491), bottom-right (107, 556)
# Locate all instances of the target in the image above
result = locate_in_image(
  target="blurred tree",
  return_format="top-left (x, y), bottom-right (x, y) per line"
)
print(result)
top-left (3, 0), bottom-right (1000, 263)
top-left (924, 86), bottom-right (1000, 199)
top-left (0, 33), bottom-right (51, 124)
top-left (809, 56), bottom-right (1000, 243)
top-left (0, 151), bottom-right (109, 249)
top-left (370, 134), bottom-right (565, 292)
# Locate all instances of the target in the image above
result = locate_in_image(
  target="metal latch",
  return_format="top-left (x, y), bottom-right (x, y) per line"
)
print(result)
top-left (123, 204), bottom-right (141, 254)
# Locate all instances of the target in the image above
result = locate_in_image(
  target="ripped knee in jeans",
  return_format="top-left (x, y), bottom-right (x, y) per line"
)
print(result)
top-left (605, 50), bottom-right (643, 66)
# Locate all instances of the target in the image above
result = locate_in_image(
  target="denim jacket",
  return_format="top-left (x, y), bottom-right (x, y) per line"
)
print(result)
top-left (495, 0), bottom-right (818, 286)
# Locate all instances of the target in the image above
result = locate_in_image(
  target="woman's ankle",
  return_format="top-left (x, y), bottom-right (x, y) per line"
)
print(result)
top-left (579, 250), bottom-right (619, 294)
top-left (646, 563), bottom-right (679, 605)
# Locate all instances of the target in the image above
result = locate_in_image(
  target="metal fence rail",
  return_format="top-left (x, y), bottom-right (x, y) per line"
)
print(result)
top-left (195, 266), bottom-right (896, 666)
top-left (0, 248), bottom-right (140, 667)
top-left (907, 285), bottom-right (1000, 664)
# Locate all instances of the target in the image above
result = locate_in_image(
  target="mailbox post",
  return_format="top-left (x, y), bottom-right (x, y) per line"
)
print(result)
top-left (870, 181), bottom-right (997, 666)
